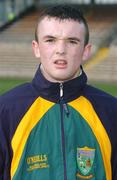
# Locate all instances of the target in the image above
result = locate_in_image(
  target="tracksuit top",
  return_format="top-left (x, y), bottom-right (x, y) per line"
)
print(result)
top-left (0, 67), bottom-right (117, 180)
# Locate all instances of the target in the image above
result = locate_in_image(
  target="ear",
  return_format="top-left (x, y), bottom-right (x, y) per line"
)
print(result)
top-left (32, 40), bottom-right (40, 58)
top-left (82, 43), bottom-right (92, 62)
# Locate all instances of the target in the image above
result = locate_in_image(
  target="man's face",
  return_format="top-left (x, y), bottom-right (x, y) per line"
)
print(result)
top-left (32, 17), bottom-right (91, 82)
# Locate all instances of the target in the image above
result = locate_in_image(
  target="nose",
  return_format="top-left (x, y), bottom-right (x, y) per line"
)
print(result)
top-left (55, 40), bottom-right (66, 55)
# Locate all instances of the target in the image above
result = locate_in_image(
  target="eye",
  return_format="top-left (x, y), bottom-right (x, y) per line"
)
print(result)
top-left (69, 40), bottom-right (78, 44)
top-left (68, 39), bottom-right (78, 45)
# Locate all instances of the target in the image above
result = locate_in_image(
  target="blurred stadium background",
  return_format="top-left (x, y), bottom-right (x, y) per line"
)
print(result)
top-left (0, 0), bottom-right (117, 96)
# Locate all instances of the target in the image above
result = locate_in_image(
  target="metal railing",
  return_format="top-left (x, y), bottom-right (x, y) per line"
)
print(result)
top-left (0, 0), bottom-right (34, 27)
top-left (38, 0), bottom-right (117, 5)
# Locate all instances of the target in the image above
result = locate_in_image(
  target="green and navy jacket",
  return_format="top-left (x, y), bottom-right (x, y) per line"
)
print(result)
top-left (0, 67), bottom-right (117, 180)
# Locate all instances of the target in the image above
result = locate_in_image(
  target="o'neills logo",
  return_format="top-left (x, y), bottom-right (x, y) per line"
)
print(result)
top-left (77, 146), bottom-right (95, 178)
top-left (27, 154), bottom-right (49, 171)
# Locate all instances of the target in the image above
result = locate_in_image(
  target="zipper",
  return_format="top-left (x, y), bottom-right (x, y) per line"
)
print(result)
top-left (59, 83), bottom-right (67, 180)
top-left (60, 83), bottom-right (70, 116)
top-left (60, 83), bottom-right (64, 98)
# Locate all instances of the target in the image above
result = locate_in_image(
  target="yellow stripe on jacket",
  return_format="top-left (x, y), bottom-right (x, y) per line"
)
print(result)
top-left (11, 97), bottom-right (54, 178)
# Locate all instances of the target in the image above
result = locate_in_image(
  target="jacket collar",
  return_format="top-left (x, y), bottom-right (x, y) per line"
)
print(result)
top-left (32, 66), bottom-right (87, 103)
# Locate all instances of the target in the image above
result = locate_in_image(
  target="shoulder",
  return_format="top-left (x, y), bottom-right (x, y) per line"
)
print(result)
top-left (0, 82), bottom-right (39, 138)
top-left (83, 85), bottom-right (117, 143)
top-left (83, 84), bottom-right (117, 125)
top-left (84, 84), bottom-right (117, 107)
top-left (0, 82), bottom-right (38, 106)
top-left (0, 82), bottom-right (39, 120)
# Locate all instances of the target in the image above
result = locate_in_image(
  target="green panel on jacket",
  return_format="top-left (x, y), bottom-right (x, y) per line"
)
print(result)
top-left (13, 104), bottom-right (106, 180)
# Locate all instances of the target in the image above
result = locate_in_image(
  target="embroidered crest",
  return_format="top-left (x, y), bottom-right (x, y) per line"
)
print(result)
top-left (77, 146), bottom-right (95, 176)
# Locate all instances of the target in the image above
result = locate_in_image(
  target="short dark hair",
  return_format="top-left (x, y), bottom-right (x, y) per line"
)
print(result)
top-left (35, 4), bottom-right (89, 46)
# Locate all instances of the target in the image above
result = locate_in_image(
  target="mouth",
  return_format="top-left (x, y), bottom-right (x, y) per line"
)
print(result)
top-left (54, 59), bottom-right (67, 65)
top-left (54, 60), bottom-right (67, 69)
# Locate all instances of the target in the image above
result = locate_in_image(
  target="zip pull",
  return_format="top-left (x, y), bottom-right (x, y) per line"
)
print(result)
top-left (60, 83), bottom-right (70, 117)
top-left (60, 83), bottom-right (63, 98)
top-left (63, 103), bottom-right (70, 117)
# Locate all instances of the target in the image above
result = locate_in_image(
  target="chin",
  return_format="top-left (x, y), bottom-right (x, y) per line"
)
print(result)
top-left (53, 75), bottom-right (72, 82)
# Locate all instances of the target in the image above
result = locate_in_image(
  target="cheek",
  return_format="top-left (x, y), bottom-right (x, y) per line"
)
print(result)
top-left (68, 51), bottom-right (84, 67)
top-left (39, 45), bottom-right (54, 59)
top-left (69, 51), bottom-right (82, 62)
top-left (74, 47), bottom-right (84, 59)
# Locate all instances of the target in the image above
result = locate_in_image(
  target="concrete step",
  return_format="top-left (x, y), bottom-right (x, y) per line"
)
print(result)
top-left (85, 45), bottom-right (117, 82)
top-left (0, 7), bottom-right (117, 81)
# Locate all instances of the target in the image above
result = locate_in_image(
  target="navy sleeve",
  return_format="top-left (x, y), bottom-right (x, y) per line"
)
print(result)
top-left (111, 99), bottom-right (117, 180)
top-left (84, 85), bottom-right (117, 179)
top-left (0, 83), bottom-right (38, 180)
top-left (0, 104), bottom-right (11, 180)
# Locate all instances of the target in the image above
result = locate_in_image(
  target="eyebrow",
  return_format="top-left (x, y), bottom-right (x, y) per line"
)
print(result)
top-left (67, 37), bottom-right (80, 42)
top-left (43, 35), bottom-right (81, 42)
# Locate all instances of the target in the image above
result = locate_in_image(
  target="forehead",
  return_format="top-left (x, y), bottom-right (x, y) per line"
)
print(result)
top-left (37, 17), bottom-right (85, 38)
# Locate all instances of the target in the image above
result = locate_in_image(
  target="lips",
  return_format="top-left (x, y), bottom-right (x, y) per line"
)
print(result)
top-left (54, 60), bottom-right (67, 65)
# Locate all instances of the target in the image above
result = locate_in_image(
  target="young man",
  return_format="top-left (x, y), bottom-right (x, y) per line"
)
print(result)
top-left (0, 4), bottom-right (117, 180)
